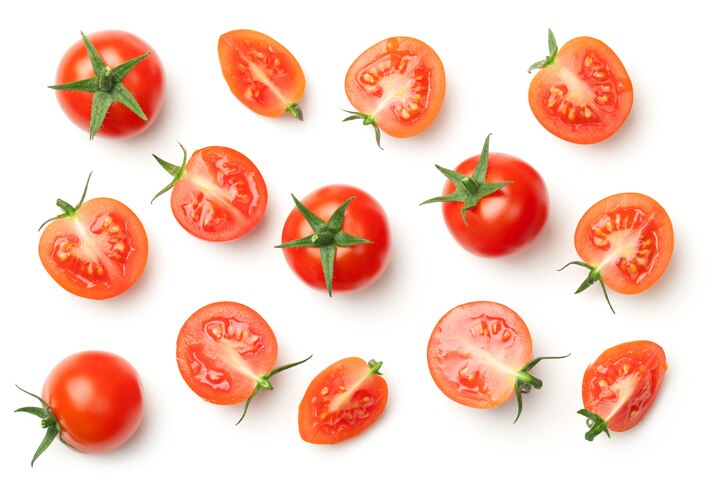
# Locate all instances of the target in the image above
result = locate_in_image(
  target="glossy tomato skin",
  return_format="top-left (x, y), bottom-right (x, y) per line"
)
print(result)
top-left (441, 153), bottom-right (549, 256)
top-left (42, 351), bottom-right (143, 453)
top-left (427, 301), bottom-right (532, 408)
top-left (529, 36), bottom-right (632, 144)
top-left (280, 185), bottom-right (391, 292)
top-left (55, 30), bottom-right (165, 139)
top-left (170, 147), bottom-right (268, 242)
top-left (582, 341), bottom-right (666, 432)
top-left (218, 30), bottom-right (305, 117)
top-left (176, 302), bottom-right (278, 405)
top-left (299, 357), bottom-right (388, 444)
top-left (574, 193), bottom-right (674, 294)
top-left (345, 36), bottom-right (445, 137)
top-left (38, 198), bottom-right (148, 300)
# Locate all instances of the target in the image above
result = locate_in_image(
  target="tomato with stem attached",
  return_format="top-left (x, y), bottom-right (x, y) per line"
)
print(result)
top-left (15, 351), bottom-right (143, 466)
top-left (152, 144), bottom-right (268, 242)
top-left (343, 36), bottom-right (445, 148)
top-left (427, 301), bottom-right (568, 422)
top-left (578, 340), bottom-right (667, 441)
top-left (38, 173), bottom-right (148, 300)
top-left (298, 357), bottom-right (388, 444)
top-left (218, 29), bottom-right (305, 120)
top-left (528, 29), bottom-right (632, 144)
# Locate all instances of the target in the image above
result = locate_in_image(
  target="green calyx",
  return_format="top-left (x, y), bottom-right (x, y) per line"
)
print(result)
top-left (577, 409), bottom-right (611, 441)
top-left (528, 29), bottom-right (559, 73)
top-left (368, 359), bottom-right (384, 375)
top-left (421, 133), bottom-right (511, 224)
top-left (38, 172), bottom-right (93, 231)
top-left (15, 385), bottom-right (73, 466)
top-left (275, 195), bottom-right (373, 296)
top-left (513, 353), bottom-right (570, 423)
top-left (151, 142), bottom-right (188, 203)
top-left (236, 354), bottom-right (312, 425)
top-left (49, 32), bottom-right (150, 139)
top-left (285, 103), bottom-right (304, 121)
top-left (558, 261), bottom-right (616, 314)
top-left (342, 109), bottom-right (383, 150)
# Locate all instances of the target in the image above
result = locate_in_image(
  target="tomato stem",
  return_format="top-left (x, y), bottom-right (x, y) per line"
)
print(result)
top-left (151, 142), bottom-right (189, 203)
top-left (577, 409), bottom-right (611, 441)
top-left (513, 353), bottom-right (570, 423)
top-left (527, 29), bottom-right (559, 73)
top-left (15, 385), bottom-right (71, 466)
top-left (285, 103), bottom-right (304, 121)
top-left (342, 109), bottom-right (383, 149)
top-left (38, 172), bottom-right (93, 231)
top-left (368, 359), bottom-right (384, 375)
top-left (558, 261), bottom-right (616, 314)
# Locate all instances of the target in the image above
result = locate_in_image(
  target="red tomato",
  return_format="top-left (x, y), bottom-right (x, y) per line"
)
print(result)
top-left (579, 340), bottom-right (667, 441)
top-left (279, 185), bottom-right (391, 294)
top-left (53, 30), bottom-right (165, 139)
top-left (38, 176), bottom-right (148, 300)
top-left (344, 36), bottom-right (446, 146)
top-left (427, 301), bottom-right (566, 421)
top-left (218, 30), bottom-right (305, 119)
top-left (298, 357), bottom-right (388, 444)
top-left (16, 351), bottom-right (143, 465)
top-left (152, 145), bottom-right (268, 242)
top-left (528, 30), bottom-right (632, 144)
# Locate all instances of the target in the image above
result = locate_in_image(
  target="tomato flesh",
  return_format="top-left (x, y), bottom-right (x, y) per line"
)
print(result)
top-left (176, 302), bottom-right (278, 405)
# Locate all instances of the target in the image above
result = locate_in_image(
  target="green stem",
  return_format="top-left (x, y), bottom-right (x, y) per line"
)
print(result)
top-left (98, 66), bottom-right (114, 91)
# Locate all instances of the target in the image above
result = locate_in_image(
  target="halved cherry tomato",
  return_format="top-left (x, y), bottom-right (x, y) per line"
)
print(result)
top-left (152, 144), bottom-right (268, 242)
top-left (528, 30), bottom-right (632, 144)
top-left (344, 36), bottom-right (445, 147)
top-left (427, 301), bottom-right (567, 421)
top-left (16, 351), bottom-right (143, 465)
top-left (579, 340), bottom-right (667, 441)
top-left (176, 302), bottom-right (309, 422)
top-left (218, 30), bottom-right (305, 120)
top-left (560, 193), bottom-right (674, 312)
top-left (38, 174), bottom-right (148, 300)
top-left (298, 357), bottom-right (388, 444)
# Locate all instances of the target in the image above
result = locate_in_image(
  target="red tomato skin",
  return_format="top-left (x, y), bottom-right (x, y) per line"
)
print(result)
top-left (169, 146), bottom-right (268, 242)
top-left (55, 30), bottom-right (165, 139)
top-left (427, 301), bottom-right (533, 408)
top-left (176, 302), bottom-right (278, 405)
top-left (38, 197), bottom-right (149, 300)
top-left (280, 185), bottom-right (391, 292)
top-left (441, 153), bottom-right (549, 256)
top-left (298, 357), bottom-right (388, 444)
top-left (41, 351), bottom-right (143, 453)
top-left (582, 341), bottom-right (666, 432)
top-left (529, 36), bottom-right (633, 144)
top-left (574, 193), bottom-right (674, 294)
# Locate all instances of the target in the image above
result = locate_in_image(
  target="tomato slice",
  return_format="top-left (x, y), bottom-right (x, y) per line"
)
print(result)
top-left (176, 302), bottom-right (278, 405)
top-left (218, 30), bottom-right (305, 119)
top-left (298, 357), bottom-right (388, 444)
top-left (344, 36), bottom-right (445, 140)
top-left (38, 196), bottom-right (148, 300)
top-left (580, 340), bottom-right (667, 440)
top-left (528, 33), bottom-right (633, 144)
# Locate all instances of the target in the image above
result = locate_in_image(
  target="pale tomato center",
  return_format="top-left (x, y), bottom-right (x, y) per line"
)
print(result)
top-left (233, 40), bottom-right (290, 104)
top-left (310, 370), bottom-right (377, 429)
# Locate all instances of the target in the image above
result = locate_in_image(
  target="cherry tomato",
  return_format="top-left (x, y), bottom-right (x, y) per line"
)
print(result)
top-left (344, 36), bottom-right (446, 147)
top-left (38, 174), bottom-right (148, 300)
top-left (53, 30), bottom-right (165, 139)
top-left (561, 193), bottom-right (674, 312)
top-left (579, 340), bottom-right (667, 441)
top-left (528, 30), bottom-right (632, 144)
top-left (298, 357), bottom-right (388, 444)
top-left (218, 30), bottom-right (305, 120)
top-left (427, 301), bottom-right (567, 421)
top-left (152, 144), bottom-right (268, 242)
top-left (16, 351), bottom-right (143, 465)
top-left (278, 185), bottom-right (391, 295)
top-left (423, 135), bottom-right (549, 256)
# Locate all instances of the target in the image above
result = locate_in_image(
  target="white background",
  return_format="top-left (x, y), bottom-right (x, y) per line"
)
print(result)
top-left (1, 0), bottom-right (720, 480)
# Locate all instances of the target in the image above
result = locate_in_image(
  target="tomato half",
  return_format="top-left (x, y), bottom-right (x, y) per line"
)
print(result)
top-left (579, 340), bottom-right (667, 441)
top-left (298, 357), bottom-right (388, 444)
top-left (344, 36), bottom-right (445, 144)
top-left (528, 31), bottom-right (632, 144)
top-left (279, 185), bottom-right (391, 294)
top-left (153, 145), bottom-right (268, 242)
top-left (38, 178), bottom-right (148, 300)
top-left (218, 30), bottom-right (305, 119)
top-left (54, 30), bottom-right (165, 139)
